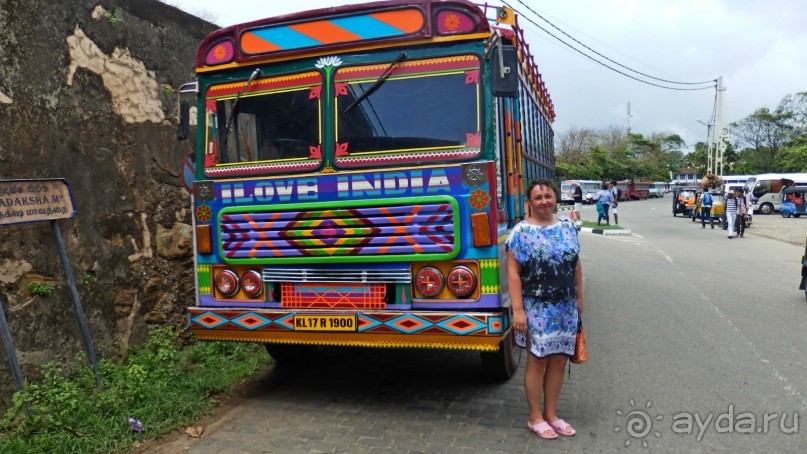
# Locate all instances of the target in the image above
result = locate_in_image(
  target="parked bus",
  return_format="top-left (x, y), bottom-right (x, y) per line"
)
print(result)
top-left (629, 181), bottom-right (651, 200)
top-left (560, 179), bottom-right (600, 204)
top-left (649, 182), bottom-right (665, 198)
top-left (176, 0), bottom-right (556, 379)
top-left (614, 180), bottom-right (631, 201)
top-left (744, 173), bottom-right (807, 214)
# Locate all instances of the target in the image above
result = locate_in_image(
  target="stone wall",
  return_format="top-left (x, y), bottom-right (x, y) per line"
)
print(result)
top-left (0, 0), bottom-right (216, 407)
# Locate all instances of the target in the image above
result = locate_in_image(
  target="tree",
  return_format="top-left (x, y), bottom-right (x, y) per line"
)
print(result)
top-left (685, 142), bottom-right (708, 175)
top-left (730, 103), bottom-right (794, 172)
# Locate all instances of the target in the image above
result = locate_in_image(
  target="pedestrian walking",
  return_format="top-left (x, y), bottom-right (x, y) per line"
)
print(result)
top-left (609, 181), bottom-right (621, 225)
top-left (595, 183), bottom-right (612, 226)
top-left (735, 188), bottom-right (747, 237)
top-left (572, 181), bottom-right (583, 226)
top-left (506, 179), bottom-right (582, 440)
top-left (725, 191), bottom-right (738, 239)
top-left (700, 190), bottom-right (714, 229)
top-left (743, 187), bottom-right (755, 225)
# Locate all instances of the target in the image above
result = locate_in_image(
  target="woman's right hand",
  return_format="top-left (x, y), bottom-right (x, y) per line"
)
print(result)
top-left (513, 309), bottom-right (527, 333)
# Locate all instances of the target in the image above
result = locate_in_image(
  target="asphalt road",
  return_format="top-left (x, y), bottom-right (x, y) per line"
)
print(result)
top-left (150, 196), bottom-right (807, 454)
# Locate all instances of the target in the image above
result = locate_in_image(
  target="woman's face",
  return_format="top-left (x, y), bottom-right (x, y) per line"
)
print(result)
top-left (527, 184), bottom-right (556, 217)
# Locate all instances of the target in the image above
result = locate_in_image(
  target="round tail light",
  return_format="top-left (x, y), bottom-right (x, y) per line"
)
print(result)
top-left (415, 266), bottom-right (444, 297)
top-left (214, 269), bottom-right (239, 297)
top-left (447, 266), bottom-right (476, 297)
top-left (240, 270), bottom-right (263, 298)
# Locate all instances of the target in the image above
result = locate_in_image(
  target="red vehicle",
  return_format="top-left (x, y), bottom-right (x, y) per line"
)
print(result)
top-left (630, 181), bottom-right (651, 200)
top-left (615, 180), bottom-right (631, 201)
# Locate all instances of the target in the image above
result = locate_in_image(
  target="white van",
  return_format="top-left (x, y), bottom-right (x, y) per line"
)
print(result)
top-left (724, 183), bottom-right (745, 196)
top-left (745, 173), bottom-right (807, 214)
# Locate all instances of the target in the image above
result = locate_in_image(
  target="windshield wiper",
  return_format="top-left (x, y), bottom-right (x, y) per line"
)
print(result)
top-left (344, 52), bottom-right (407, 113)
top-left (222, 68), bottom-right (262, 151)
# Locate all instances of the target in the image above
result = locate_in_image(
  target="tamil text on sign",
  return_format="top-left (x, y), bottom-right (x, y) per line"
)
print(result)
top-left (0, 179), bottom-right (76, 226)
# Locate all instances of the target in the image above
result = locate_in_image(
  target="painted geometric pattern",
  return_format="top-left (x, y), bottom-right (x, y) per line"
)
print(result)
top-left (479, 259), bottom-right (499, 294)
top-left (187, 309), bottom-right (499, 336)
top-left (197, 265), bottom-right (211, 295)
top-left (335, 149), bottom-right (479, 168)
top-left (281, 282), bottom-right (386, 309)
top-left (241, 9), bottom-right (424, 55)
top-left (204, 160), bottom-right (321, 178)
top-left (220, 203), bottom-right (455, 259)
top-left (207, 72), bottom-right (322, 98)
top-left (335, 55), bottom-right (480, 81)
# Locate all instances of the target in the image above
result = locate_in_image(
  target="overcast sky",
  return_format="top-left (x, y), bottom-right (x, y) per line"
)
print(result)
top-left (163, 0), bottom-right (807, 152)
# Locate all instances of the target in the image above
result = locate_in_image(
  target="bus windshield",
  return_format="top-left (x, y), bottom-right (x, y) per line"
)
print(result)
top-left (208, 71), bottom-right (323, 167)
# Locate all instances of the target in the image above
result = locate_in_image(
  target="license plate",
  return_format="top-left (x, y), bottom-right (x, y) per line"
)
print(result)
top-left (294, 315), bottom-right (356, 332)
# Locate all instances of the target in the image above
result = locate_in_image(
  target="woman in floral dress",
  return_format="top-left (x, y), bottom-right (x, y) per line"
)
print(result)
top-left (506, 179), bottom-right (583, 440)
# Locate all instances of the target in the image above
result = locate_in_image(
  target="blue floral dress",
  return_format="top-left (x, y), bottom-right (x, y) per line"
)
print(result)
top-left (506, 218), bottom-right (580, 358)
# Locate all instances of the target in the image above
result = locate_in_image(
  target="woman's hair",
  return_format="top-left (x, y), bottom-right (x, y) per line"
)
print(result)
top-left (525, 179), bottom-right (559, 199)
top-left (601, 183), bottom-right (608, 190)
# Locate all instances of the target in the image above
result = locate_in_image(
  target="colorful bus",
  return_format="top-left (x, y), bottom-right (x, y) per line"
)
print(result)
top-left (177, 0), bottom-right (556, 379)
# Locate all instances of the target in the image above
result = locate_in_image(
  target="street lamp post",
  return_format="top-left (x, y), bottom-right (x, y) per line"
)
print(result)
top-left (696, 119), bottom-right (714, 175)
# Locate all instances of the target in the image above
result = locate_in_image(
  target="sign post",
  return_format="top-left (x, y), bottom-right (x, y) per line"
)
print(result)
top-left (0, 179), bottom-right (102, 387)
top-left (0, 292), bottom-right (24, 392)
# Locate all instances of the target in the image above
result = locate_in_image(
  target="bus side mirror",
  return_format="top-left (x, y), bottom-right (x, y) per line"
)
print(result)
top-left (177, 100), bottom-right (190, 141)
top-left (491, 45), bottom-right (518, 98)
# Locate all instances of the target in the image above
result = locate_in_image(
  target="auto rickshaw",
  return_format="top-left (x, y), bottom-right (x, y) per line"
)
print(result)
top-left (672, 187), bottom-right (698, 217)
top-left (780, 187), bottom-right (807, 218)
top-left (692, 190), bottom-right (726, 228)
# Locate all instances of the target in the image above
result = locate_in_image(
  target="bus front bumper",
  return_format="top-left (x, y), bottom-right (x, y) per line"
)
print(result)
top-left (186, 307), bottom-right (509, 351)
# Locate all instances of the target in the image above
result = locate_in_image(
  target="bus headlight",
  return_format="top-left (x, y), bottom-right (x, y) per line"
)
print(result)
top-left (446, 266), bottom-right (476, 297)
top-left (213, 269), bottom-right (239, 298)
top-left (240, 270), bottom-right (263, 298)
top-left (414, 266), bottom-right (444, 297)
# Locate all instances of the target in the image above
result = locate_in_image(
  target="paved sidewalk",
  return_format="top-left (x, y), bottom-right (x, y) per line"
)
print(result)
top-left (155, 349), bottom-right (583, 454)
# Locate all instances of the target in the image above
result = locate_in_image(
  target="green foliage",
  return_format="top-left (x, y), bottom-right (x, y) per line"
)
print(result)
top-left (778, 140), bottom-right (807, 172)
top-left (107, 9), bottom-right (123, 24)
top-left (729, 92), bottom-right (807, 173)
top-left (27, 282), bottom-right (54, 297)
top-left (0, 327), bottom-right (270, 453)
top-left (58, 87), bottom-right (71, 97)
top-left (82, 272), bottom-right (95, 285)
top-left (160, 84), bottom-right (175, 100)
top-left (556, 127), bottom-right (685, 182)
top-left (580, 220), bottom-right (624, 230)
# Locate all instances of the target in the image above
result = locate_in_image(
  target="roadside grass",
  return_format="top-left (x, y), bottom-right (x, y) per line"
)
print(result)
top-left (580, 220), bottom-right (624, 230)
top-left (0, 327), bottom-right (271, 453)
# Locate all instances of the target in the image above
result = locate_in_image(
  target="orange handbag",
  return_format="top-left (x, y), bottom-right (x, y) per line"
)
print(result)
top-left (571, 321), bottom-right (587, 365)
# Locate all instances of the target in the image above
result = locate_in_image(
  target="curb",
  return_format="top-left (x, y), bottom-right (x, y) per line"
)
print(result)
top-left (580, 227), bottom-right (632, 236)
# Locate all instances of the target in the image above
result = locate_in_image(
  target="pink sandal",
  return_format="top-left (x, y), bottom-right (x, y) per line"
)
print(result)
top-left (527, 420), bottom-right (558, 440)
top-left (548, 418), bottom-right (576, 437)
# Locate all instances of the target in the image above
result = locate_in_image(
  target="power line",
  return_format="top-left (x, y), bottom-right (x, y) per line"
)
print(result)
top-left (503, 1), bottom-right (717, 91)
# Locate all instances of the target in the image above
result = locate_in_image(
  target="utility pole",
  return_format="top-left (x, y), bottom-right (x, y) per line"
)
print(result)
top-left (715, 76), bottom-right (725, 176)
top-left (696, 119), bottom-right (714, 176)
top-left (706, 122), bottom-right (714, 175)
top-left (626, 102), bottom-right (632, 136)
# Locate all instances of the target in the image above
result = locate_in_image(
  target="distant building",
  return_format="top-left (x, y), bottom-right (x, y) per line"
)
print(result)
top-left (670, 168), bottom-right (699, 186)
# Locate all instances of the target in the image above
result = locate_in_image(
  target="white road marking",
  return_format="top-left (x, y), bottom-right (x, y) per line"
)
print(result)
top-left (657, 249), bottom-right (674, 263)
top-left (703, 292), bottom-right (807, 410)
